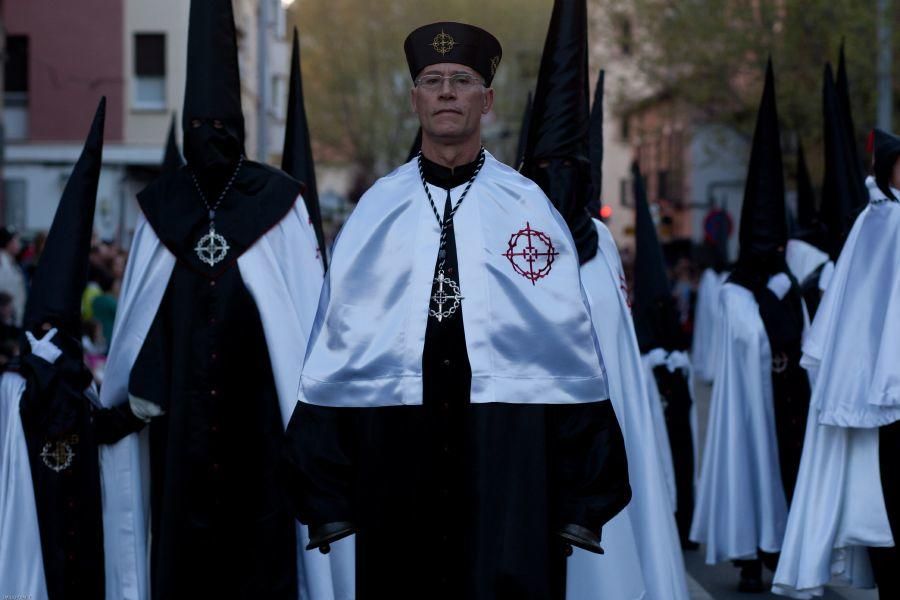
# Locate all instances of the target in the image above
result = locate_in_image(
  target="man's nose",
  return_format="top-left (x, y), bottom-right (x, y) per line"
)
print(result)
top-left (438, 79), bottom-right (457, 99)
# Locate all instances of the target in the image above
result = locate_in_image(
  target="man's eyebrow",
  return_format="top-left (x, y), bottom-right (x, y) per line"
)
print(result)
top-left (421, 68), bottom-right (476, 76)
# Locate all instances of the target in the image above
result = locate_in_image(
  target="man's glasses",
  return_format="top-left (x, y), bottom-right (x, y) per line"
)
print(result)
top-left (414, 73), bottom-right (484, 92)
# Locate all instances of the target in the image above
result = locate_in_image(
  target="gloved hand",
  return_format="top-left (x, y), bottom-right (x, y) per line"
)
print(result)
top-left (25, 328), bottom-right (63, 364)
top-left (558, 523), bottom-right (604, 555)
top-left (306, 522), bottom-right (356, 554)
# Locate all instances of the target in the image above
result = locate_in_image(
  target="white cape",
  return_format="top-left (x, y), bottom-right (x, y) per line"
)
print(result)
top-left (691, 282), bottom-right (789, 564)
top-left (691, 269), bottom-right (726, 383)
top-left (800, 198), bottom-right (900, 427)
top-left (570, 219), bottom-right (689, 600)
top-left (97, 199), bottom-right (353, 600)
top-left (785, 239), bottom-right (829, 286)
top-left (299, 153), bottom-right (609, 408)
top-left (773, 181), bottom-right (899, 597)
top-left (0, 372), bottom-right (49, 600)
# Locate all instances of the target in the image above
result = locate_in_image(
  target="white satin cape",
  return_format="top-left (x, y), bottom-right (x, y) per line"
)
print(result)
top-left (691, 268), bottom-right (726, 383)
top-left (0, 372), bottom-right (49, 600)
top-left (785, 239), bottom-right (830, 286)
top-left (97, 198), bottom-right (354, 600)
top-left (773, 180), bottom-right (899, 598)
top-left (299, 152), bottom-right (609, 407)
top-left (568, 219), bottom-right (689, 600)
top-left (690, 282), bottom-right (789, 564)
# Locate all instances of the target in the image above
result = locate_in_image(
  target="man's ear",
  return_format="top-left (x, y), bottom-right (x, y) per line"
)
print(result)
top-left (410, 88), bottom-right (418, 113)
top-left (482, 88), bottom-right (494, 115)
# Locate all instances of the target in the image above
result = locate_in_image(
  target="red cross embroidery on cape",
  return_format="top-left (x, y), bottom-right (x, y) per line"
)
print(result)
top-left (503, 222), bottom-right (559, 285)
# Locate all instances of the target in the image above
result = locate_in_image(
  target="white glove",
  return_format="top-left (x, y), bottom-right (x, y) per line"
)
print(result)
top-left (25, 328), bottom-right (63, 364)
top-left (128, 394), bottom-right (165, 422)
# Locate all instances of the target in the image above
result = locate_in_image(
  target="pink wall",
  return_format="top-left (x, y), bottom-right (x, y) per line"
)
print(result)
top-left (4, 0), bottom-right (123, 142)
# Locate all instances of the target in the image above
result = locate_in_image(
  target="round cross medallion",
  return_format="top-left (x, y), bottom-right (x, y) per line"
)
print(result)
top-left (503, 222), bottom-right (560, 285)
top-left (195, 225), bottom-right (230, 267)
top-left (41, 436), bottom-right (76, 472)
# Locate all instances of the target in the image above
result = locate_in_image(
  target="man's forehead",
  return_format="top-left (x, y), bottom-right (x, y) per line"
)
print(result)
top-left (417, 63), bottom-right (478, 76)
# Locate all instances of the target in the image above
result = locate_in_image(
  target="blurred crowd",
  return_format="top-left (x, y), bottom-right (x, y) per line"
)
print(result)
top-left (0, 225), bottom-right (127, 379)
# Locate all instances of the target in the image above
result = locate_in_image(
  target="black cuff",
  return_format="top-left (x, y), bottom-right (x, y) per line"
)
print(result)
top-left (91, 403), bottom-right (148, 445)
top-left (558, 523), bottom-right (604, 555)
top-left (306, 521), bottom-right (356, 554)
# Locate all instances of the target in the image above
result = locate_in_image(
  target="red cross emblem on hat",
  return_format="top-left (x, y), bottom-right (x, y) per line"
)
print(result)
top-left (503, 222), bottom-right (559, 285)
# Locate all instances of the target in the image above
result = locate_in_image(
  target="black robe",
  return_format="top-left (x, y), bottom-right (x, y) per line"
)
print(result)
top-left (283, 157), bottom-right (631, 600)
top-left (124, 163), bottom-right (303, 600)
top-left (728, 270), bottom-right (810, 504)
top-left (651, 365), bottom-right (695, 545)
top-left (635, 293), bottom-right (695, 547)
top-left (868, 419), bottom-right (900, 596)
top-left (18, 350), bottom-right (105, 600)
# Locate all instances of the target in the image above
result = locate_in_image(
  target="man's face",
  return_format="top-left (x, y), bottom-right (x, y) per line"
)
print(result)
top-left (410, 63), bottom-right (493, 144)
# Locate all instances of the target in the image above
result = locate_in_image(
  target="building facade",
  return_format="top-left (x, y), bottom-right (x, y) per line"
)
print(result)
top-left (2, 0), bottom-right (291, 241)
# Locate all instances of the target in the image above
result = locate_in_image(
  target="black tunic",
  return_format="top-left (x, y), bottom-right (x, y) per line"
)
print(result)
top-left (729, 271), bottom-right (811, 503)
top-left (18, 350), bottom-right (105, 600)
top-left (283, 157), bottom-right (631, 600)
top-left (125, 163), bottom-right (303, 600)
top-left (651, 365), bottom-right (695, 545)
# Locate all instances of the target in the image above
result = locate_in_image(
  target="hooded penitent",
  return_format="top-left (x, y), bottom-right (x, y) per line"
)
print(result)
top-left (182, 0), bottom-right (244, 189)
top-left (138, 0), bottom-right (300, 279)
top-left (24, 99), bottom-right (105, 353)
top-left (522, 0), bottom-right (597, 264)
top-left (588, 70), bottom-right (605, 218)
top-left (836, 43), bottom-right (867, 201)
top-left (162, 113), bottom-right (184, 176)
top-left (792, 141), bottom-right (826, 249)
top-left (873, 128), bottom-right (900, 201)
top-left (731, 59), bottom-right (788, 287)
top-left (821, 63), bottom-right (868, 260)
top-left (632, 161), bottom-right (683, 353)
top-left (282, 27), bottom-right (327, 269)
top-left (18, 97), bottom-right (107, 600)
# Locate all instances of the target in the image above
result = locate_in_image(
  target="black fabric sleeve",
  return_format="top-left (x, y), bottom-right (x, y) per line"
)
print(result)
top-left (91, 403), bottom-right (147, 445)
top-left (280, 401), bottom-right (357, 531)
top-left (549, 399), bottom-right (631, 538)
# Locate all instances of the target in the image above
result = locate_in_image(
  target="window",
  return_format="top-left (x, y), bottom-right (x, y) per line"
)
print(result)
top-left (134, 33), bottom-right (166, 109)
top-left (4, 36), bottom-right (29, 140)
top-left (4, 36), bottom-right (28, 95)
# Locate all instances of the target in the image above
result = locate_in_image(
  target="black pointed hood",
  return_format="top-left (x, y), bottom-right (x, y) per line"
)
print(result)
top-left (514, 91), bottom-right (532, 171)
top-left (821, 63), bottom-right (867, 260)
top-left (162, 114), bottom-right (184, 176)
top-left (522, 0), bottom-right (597, 264)
top-left (735, 60), bottom-right (788, 276)
top-left (792, 141), bottom-right (826, 248)
top-left (873, 128), bottom-right (900, 200)
top-left (282, 28), bottom-right (326, 269)
top-left (406, 127), bottom-right (422, 163)
top-left (182, 0), bottom-right (245, 174)
top-left (24, 98), bottom-right (105, 344)
top-left (588, 69), bottom-right (605, 216)
top-left (632, 161), bottom-right (683, 352)
top-left (836, 42), bottom-right (867, 197)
